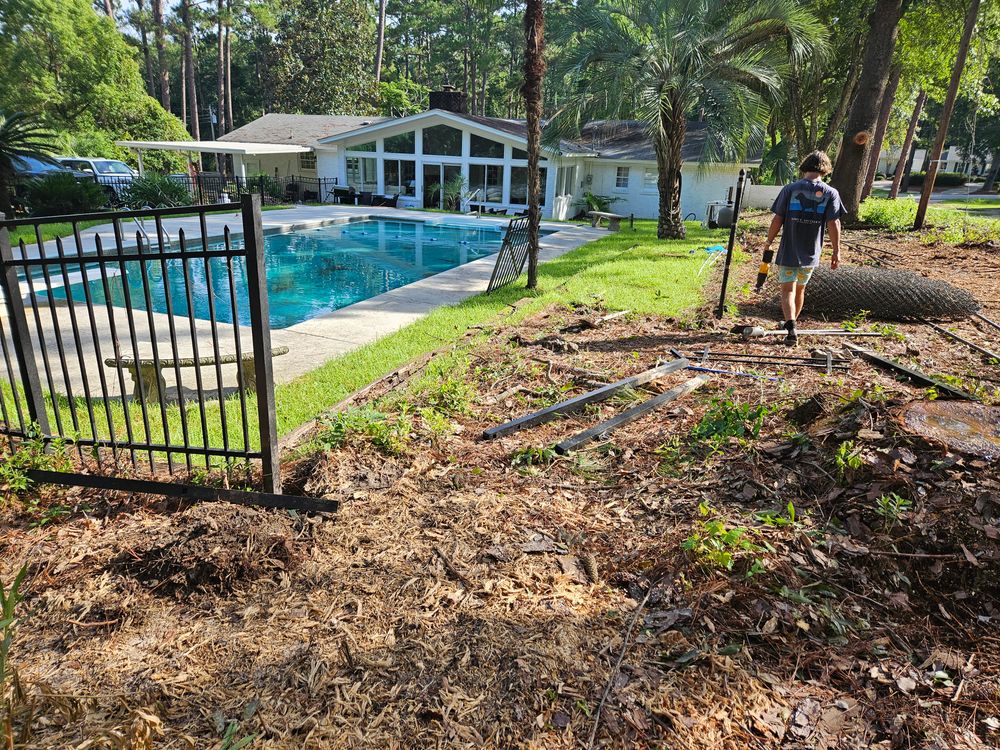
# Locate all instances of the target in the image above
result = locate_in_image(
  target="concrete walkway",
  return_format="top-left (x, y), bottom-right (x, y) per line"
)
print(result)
top-left (6, 206), bottom-right (606, 400)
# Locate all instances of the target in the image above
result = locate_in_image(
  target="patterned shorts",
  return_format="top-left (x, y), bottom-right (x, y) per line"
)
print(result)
top-left (774, 265), bottom-right (815, 286)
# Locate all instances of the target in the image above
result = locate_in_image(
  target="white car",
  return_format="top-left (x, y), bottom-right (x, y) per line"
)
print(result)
top-left (56, 157), bottom-right (138, 198)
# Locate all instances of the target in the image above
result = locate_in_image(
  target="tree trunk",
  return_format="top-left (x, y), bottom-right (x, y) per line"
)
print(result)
top-left (152, 0), bottom-right (171, 112)
top-left (225, 1), bottom-right (234, 131)
top-left (136, 0), bottom-right (156, 97)
top-left (829, 0), bottom-right (906, 220)
top-left (889, 89), bottom-right (925, 198)
top-left (182, 0), bottom-right (201, 166)
top-left (103, 0), bottom-right (114, 17)
top-left (656, 107), bottom-right (686, 240)
top-left (374, 0), bottom-right (387, 83)
top-left (818, 49), bottom-right (863, 153)
top-left (522, 0), bottom-right (545, 289)
top-left (216, 0), bottom-right (226, 136)
top-left (861, 64), bottom-right (901, 201)
top-left (180, 44), bottom-right (187, 128)
top-left (977, 150), bottom-right (1000, 193)
top-left (915, 0), bottom-right (982, 229)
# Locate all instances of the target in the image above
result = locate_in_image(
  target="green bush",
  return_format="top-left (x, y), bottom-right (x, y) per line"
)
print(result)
top-left (122, 173), bottom-right (192, 208)
top-left (906, 171), bottom-right (968, 188)
top-left (575, 191), bottom-right (621, 213)
top-left (856, 197), bottom-right (917, 231)
top-left (25, 173), bottom-right (108, 216)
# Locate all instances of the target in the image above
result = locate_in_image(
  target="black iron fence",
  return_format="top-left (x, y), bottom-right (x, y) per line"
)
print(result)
top-left (99, 174), bottom-right (343, 207)
top-left (486, 216), bottom-right (532, 292)
top-left (0, 195), bottom-right (324, 508)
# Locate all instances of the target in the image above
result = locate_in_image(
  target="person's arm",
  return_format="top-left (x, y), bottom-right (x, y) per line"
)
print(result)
top-left (764, 213), bottom-right (783, 250)
top-left (827, 219), bottom-right (841, 269)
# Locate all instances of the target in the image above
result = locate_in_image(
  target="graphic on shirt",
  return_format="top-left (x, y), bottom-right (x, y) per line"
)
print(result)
top-left (788, 188), bottom-right (830, 215)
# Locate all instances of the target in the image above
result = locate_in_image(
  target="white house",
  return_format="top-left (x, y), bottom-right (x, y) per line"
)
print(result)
top-left (119, 92), bottom-right (759, 220)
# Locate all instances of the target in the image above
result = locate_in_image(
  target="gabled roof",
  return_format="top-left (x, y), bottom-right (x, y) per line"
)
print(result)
top-left (219, 113), bottom-right (389, 148)
top-left (579, 120), bottom-right (763, 164)
top-left (316, 109), bottom-right (593, 156)
top-left (226, 111), bottom-right (761, 164)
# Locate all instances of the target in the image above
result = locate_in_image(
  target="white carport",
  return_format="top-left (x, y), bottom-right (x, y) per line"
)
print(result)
top-left (115, 140), bottom-right (311, 178)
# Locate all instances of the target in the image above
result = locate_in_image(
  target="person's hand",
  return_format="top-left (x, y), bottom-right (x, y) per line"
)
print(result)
top-left (831, 251), bottom-right (841, 270)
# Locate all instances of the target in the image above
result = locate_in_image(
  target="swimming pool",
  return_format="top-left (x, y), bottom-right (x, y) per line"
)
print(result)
top-left (48, 218), bottom-right (522, 329)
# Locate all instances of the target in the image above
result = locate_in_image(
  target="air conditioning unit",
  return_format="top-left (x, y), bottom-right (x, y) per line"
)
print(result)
top-left (705, 200), bottom-right (734, 229)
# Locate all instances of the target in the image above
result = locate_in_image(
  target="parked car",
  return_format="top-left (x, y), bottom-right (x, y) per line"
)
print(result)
top-left (57, 156), bottom-right (138, 199)
top-left (9, 156), bottom-right (91, 212)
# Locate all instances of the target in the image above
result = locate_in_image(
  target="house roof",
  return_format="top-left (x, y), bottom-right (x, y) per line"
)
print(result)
top-left (116, 139), bottom-right (309, 155)
top-left (220, 112), bottom-right (761, 164)
top-left (219, 113), bottom-right (389, 148)
top-left (459, 114), bottom-right (597, 155)
top-left (578, 120), bottom-right (763, 164)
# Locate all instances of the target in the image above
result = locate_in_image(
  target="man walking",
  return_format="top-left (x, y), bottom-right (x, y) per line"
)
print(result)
top-left (763, 150), bottom-right (845, 345)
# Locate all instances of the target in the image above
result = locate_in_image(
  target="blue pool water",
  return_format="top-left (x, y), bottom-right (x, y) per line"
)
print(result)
top-left (49, 219), bottom-right (525, 329)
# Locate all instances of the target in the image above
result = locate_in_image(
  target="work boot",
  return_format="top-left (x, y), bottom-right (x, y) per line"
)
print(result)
top-left (783, 320), bottom-right (798, 347)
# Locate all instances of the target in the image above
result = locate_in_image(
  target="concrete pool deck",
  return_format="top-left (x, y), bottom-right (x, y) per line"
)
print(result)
top-left (6, 206), bottom-right (607, 400)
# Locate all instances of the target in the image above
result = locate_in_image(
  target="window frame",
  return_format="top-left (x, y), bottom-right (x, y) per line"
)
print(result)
top-left (298, 151), bottom-right (317, 171)
top-left (614, 166), bottom-right (630, 192)
top-left (642, 167), bottom-right (657, 194)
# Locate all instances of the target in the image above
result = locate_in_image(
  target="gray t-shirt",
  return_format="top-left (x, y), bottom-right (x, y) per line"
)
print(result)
top-left (771, 178), bottom-right (846, 268)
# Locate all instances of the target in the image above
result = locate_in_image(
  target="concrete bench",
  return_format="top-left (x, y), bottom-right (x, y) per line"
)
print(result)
top-left (587, 211), bottom-right (626, 231)
top-left (105, 346), bottom-right (289, 402)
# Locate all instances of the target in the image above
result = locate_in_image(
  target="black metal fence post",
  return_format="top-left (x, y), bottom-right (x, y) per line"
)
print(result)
top-left (240, 193), bottom-right (280, 493)
top-left (715, 169), bottom-right (746, 319)
top-left (0, 217), bottom-right (51, 434)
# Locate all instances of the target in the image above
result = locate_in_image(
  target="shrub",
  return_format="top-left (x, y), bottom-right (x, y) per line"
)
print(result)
top-left (575, 192), bottom-right (621, 213)
top-left (856, 197), bottom-right (917, 231)
top-left (906, 171), bottom-right (968, 188)
top-left (25, 173), bottom-right (108, 216)
top-left (122, 173), bottom-right (192, 208)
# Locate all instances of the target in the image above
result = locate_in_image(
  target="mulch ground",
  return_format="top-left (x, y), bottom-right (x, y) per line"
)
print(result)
top-left (2, 221), bottom-right (999, 749)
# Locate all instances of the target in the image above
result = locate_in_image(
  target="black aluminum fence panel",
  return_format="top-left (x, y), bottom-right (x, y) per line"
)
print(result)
top-left (486, 217), bottom-right (532, 292)
top-left (0, 195), bottom-right (286, 495)
top-left (93, 174), bottom-right (345, 209)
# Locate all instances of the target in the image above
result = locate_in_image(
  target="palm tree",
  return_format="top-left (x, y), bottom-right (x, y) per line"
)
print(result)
top-left (0, 112), bottom-right (57, 218)
top-left (547, 0), bottom-right (825, 240)
top-left (523, 0), bottom-right (545, 289)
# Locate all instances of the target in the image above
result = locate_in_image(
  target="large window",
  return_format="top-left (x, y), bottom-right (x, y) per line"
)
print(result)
top-left (383, 159), bottom-right (416, 196)
top-left (469, 164), bottom-right (503, 202)
top-left (509, 166), bottom-right (547, 206)
top-left (470, 134), bottom-right (504, 158)
top-left (422, 124), bottom-right (462, 156)
top-left (346, 156), bottom-right (377, 191)
top-left (512, 147), bottom-right (528, 160)
top-left (384, 131), bottom-right (415, 154)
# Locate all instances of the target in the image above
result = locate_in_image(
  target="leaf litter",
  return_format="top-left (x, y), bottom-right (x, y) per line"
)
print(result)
top-left (2, 228), bottom-right (999, 748)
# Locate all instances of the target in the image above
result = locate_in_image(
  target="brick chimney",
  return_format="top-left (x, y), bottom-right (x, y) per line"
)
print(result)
top-left (429, 84), bottom-right (467, 114)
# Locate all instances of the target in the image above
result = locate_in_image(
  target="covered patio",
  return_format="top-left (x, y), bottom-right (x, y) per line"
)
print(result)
top-left (116, 139), bottom-right (330, 203)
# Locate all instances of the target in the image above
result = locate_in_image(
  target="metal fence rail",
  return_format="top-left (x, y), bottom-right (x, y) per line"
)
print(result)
top-left (486, 217), bottom-right (532, 292)
top-left (0, 194), bottom-right (286, 496)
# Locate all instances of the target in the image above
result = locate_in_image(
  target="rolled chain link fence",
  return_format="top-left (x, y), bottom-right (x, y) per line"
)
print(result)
top-left (767, 266), bottom-right (981, 321)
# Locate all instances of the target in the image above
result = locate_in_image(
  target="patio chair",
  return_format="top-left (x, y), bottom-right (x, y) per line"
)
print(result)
top-left (382, 194), bottom-right (400, 208)
top-left (359, 191), bottom-right (374, 206)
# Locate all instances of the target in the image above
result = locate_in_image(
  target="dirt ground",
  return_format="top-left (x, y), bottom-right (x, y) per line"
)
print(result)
top-left (2, 222), bottom-right (999, 749)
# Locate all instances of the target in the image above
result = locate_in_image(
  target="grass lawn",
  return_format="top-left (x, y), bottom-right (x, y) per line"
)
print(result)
top-left (4, 220), bottom-right (729, 465)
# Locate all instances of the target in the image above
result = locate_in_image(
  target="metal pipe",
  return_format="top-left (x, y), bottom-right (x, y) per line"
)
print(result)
top-left (715, 169), bottom-right (746, 319)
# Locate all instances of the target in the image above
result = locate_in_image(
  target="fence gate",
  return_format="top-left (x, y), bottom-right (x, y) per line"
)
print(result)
top-left (486, 216), bottom-right (532, 292)
top-left (0, 195), bottom-right (329, 512)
